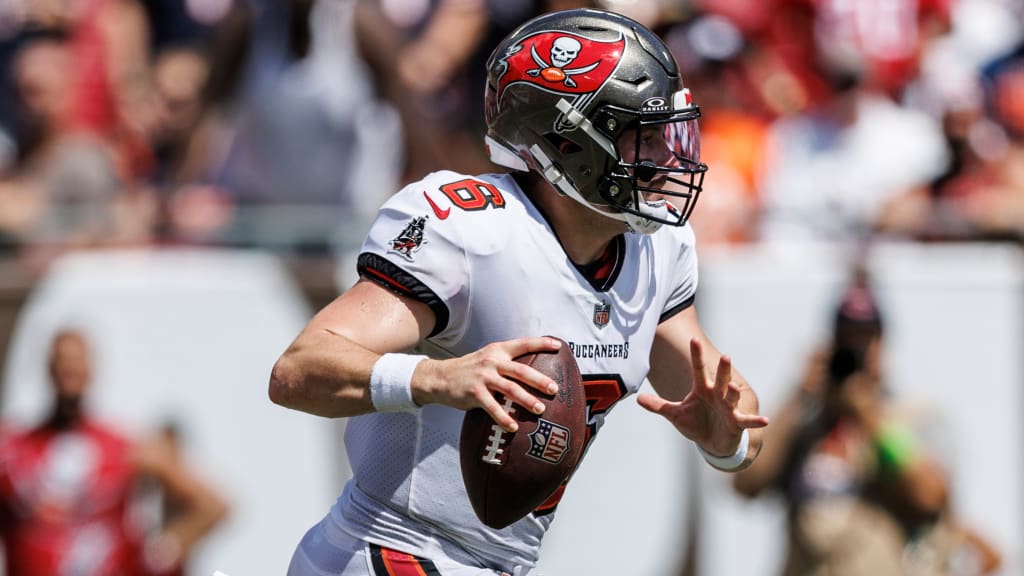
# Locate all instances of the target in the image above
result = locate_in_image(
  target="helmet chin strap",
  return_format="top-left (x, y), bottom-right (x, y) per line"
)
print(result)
top-left (629, 199), bottom-right (673, 234)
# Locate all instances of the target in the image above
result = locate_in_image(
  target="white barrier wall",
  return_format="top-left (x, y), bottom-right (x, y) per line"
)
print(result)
top-left (0, 250), bottom-right (336, 576)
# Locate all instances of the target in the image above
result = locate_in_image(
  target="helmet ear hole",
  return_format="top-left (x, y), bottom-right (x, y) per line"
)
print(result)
top-left (543, 132), bottom-right (582, 155)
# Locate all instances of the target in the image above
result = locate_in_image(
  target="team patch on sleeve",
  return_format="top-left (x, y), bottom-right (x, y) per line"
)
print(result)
top-left (388, 215), bottom-right (429, 261)
top-left (357, 253), bottom-right (451, 337)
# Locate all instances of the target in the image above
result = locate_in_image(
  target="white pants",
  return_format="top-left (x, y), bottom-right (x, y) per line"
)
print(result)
top-left (286, 515), bottom-right (539, 576)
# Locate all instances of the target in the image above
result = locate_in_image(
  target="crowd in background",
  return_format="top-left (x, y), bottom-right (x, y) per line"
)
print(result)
top-left (0, 0), bottom-right (1021, 276)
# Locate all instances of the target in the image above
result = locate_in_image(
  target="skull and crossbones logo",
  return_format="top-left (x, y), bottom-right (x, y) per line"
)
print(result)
top-left (527, 36), bottom-right (600, 88)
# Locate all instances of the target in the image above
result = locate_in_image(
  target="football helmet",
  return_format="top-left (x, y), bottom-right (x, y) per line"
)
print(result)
top-left (484, 8), bottom-right (706, 234)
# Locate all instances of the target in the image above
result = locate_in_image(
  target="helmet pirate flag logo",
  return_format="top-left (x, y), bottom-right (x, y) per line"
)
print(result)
top-left (495, 31), bottom-right (625, 128)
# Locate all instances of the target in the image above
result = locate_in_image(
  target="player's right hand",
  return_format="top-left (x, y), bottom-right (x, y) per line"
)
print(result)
top-left (411, 337), bottom-right (562, 432)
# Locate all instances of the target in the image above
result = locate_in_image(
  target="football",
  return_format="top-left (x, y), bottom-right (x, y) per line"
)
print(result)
top-left (459, 338), bottom-right (586, 529)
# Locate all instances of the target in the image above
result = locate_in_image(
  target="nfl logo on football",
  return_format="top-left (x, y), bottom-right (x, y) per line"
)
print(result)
top-left (528, 419), bottom-right (570, 464)
top-left (593, 301), bottom-right (610, 328)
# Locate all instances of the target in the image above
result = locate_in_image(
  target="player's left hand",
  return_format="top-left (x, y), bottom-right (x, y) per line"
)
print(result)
top-left (637, 338), bottom-right (769, 457)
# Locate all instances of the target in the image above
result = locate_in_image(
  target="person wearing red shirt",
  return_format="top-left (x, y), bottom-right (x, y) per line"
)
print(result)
top-left (0, 329), bottom-right (229, 576)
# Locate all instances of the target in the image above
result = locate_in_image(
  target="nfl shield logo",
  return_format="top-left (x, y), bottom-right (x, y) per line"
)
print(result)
top-left (528, 419), bottom-right (571, 464)
top-left (593, 301), bottom-right (610, 328)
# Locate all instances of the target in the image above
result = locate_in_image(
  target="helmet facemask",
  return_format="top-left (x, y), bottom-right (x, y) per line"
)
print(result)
top-left (596, 98), bottom-right (706, 230)
top-left (535, 90), bottom-right (706, 234)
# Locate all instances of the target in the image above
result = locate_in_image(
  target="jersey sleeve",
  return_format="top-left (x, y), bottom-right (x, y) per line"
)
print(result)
top-left (357, 173), bottom-right (471, 339)
top-left (658, 224), bottom-right (699, 323)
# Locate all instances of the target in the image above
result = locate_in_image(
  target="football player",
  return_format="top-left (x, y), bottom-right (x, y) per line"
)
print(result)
top-left (270, 8), bottom-right (768, 576)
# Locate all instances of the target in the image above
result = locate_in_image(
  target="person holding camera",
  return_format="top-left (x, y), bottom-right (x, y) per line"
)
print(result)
top-left (733, 269), bottom-right (1000, 576)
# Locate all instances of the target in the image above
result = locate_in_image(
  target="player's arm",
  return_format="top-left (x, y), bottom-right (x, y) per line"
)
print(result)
top-left (639, 305), bottom-right (768, 470)
top-left (133, 435), bottom-right (230, 573)
top-left (268, 278), bottom-right (560, 431)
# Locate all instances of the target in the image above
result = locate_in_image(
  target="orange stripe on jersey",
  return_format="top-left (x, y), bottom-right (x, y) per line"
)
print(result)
top-left (381, 548), bottom-right (430, 576)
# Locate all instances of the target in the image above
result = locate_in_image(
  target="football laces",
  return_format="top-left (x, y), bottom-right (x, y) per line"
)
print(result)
top-left (482, 398), bottom-right (516, 465)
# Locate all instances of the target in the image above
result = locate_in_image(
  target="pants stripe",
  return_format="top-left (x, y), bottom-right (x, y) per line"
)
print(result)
top-left (368, 544), bottom-right (442, 576)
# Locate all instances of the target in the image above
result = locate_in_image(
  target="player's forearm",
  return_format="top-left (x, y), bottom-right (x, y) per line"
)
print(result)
top-left (269, 329), bottom-right (379, 418)
top-left (735, 378), bottom-right (764, 468)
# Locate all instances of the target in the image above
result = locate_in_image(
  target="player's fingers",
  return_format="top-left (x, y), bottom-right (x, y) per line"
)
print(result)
top-left (478, 391), bottom-right (520, 433)
top-left (689, 338), bottom-right (710, 390)
top-left (501, 336), bottom-right (563, 359)
top-left (714, 355), bottom-right (733, 398)
top-left (733, 411), bottom-right (770, 429)
top-left (724, 381), bottom-right (741, 406)
top-left (502, 360), bottom-right (559, 396)
top-left (490, 374), bottom-right (546, 416)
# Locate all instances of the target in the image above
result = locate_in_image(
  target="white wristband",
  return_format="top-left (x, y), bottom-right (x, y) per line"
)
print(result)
top-left (696, 429), bottom-right (750, 471)
top-left (369, 353), bottom-right (427, 412)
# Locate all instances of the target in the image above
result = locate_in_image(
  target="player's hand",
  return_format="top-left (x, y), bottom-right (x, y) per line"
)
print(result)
top-left (637, 338), bottom-right (769, 457)
top-left (412, 337), bottom-right (562, 432)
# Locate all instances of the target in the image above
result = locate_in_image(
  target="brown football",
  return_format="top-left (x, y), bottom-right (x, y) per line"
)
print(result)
top-left (459, 338), bottom-right (586, 529)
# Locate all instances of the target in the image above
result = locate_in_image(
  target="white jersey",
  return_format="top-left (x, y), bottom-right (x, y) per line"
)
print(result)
top-left (333, 170), bottom-right (698, 573)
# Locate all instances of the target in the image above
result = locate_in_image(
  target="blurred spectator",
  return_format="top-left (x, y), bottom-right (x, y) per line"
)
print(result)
top-left (755, 67), bottom-right (948, 244)
top-left (807, 0), bottom-right (952, 99)
top-left (353, 0), bottom-right (491, 182)
top-left (876, 40), bottom-right (1024, 241)
top-left (696, 0), bottom-right (833, 117)
top-left (146, 1), bottom-right (251, 246)
top-left (354, 0), bottom-right (595, 185)
top-left (0, 29), bottom-right (158, 271)
top-left (987, 41), bottom-right (1024, 137)
top-left (661, 13), bottom-right (771, 245)
top-left (733, 269), bottom-right (1001, 576)
top-left (52, 0), bottom-right (155, 181)
top-left (140, 0), bottom-right (229, 54)
top-left (147, 45), bottom-right (211, 189)
top-left (698, 0), bottom-right (951, 114)
top-left (141, 43), bottom-right (232, 243)
top-left (0, 0), bottom-right (153, 169)
top-left (0, 328), bottom-right (229, 576)
top-left (134, 420), bottom-right (222, 576)
top-left (169, 0), bottom-right (402, 252)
